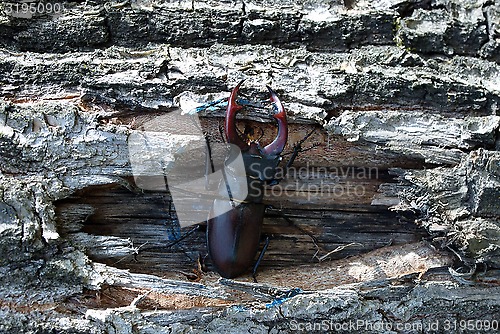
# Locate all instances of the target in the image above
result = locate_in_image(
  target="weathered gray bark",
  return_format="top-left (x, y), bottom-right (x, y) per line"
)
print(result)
top-left (1, 0), bottom-right (499, 333)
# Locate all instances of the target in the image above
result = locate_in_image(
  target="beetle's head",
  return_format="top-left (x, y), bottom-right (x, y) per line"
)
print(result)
top-left (225, 80), bottom-right (288, 158)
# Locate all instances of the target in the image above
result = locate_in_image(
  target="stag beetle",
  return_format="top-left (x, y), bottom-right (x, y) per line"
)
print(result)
top-left (207, 80), bottom-right (289, 279)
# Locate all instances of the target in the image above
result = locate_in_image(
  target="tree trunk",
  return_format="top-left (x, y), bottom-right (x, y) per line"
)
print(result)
top-left (1, 0), bottom-right (499, 333)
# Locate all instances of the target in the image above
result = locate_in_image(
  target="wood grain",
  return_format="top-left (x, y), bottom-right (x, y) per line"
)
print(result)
top-left (55, 162), bottom-right (426, 280)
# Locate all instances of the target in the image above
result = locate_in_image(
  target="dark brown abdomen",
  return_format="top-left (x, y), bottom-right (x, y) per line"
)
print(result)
top-left (207, 201), bottom-right (265, 278)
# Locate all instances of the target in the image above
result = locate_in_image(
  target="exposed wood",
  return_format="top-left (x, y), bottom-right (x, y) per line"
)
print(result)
top-left (55, 174), bottom-right (426, 278)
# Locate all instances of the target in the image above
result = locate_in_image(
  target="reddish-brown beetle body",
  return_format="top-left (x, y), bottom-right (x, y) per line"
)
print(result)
top-left (207, 81), bottom-right (288, 278)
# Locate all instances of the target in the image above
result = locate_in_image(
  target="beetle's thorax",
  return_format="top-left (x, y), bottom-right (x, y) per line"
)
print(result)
top-left (243, 142), bottom-right (281, 180)
top-left (240, 143), bottom-right (281, 203)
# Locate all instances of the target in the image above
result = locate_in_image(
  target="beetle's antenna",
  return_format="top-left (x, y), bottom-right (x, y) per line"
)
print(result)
top-left (256, 127), bottom-right (265, 142)
top-left (283, 127), bottom-right (317, 170)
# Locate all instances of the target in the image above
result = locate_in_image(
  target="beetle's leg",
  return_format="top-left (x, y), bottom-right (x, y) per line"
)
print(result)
top-left (139, 200), bottom-right (200, 252)
top-left (166, 200), bottom-right (181, 241)
top-left (225, 80), bottom-right (249, 150)
top-left (252, 236), bottom-right (270, 283)
top-left (262, 86), bottom-right (288, 156)
top-left (266, 128), bottom-right (317, 186)
top-left (140, 226), bottom-right (201, 251)
top-left (284, 127), bottom-right (317, 170)
top-left (204, 134), bottom-right (218, 191)
top-left (265, 205), bottom-right (325, 255)
top-left (163, 225), bottom-right (200, 249)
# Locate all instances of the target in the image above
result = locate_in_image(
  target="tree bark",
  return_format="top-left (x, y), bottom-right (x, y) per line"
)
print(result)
top-left (0, 0), bottom-right (499, 333)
